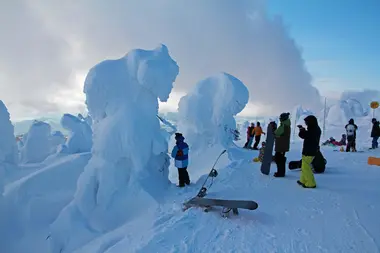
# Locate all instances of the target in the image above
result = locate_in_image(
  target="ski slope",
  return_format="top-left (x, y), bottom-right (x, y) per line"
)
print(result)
top-left (54, 142), bottom-right (379, 253)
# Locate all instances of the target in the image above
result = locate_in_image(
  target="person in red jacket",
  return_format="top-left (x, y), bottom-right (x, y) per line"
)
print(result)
top-left (244, 123), bottom-right (255, 148)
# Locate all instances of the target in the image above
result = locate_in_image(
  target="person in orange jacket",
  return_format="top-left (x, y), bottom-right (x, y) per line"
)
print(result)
top-left (252, 122), bottom-right (265, 150)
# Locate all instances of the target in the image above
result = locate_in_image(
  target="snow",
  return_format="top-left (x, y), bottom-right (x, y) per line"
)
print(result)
top-left (60, 113), bottom-right (92, 154)
top-left (0, 100), bottom-right (18, 165)
top-left (19, 120), bottom-right (53, 164)
top-left (173, 73), bottom-right (249, 181)
top-left (47, 44), bottom-right (179, 252)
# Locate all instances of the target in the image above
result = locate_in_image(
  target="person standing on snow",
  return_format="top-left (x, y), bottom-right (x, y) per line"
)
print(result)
top-left (273, 112), bottom-right (291, 177)
top-left (252, 122), bottom-right (265, 150)
top-left (297, 115), bottom-right (321, 188)
top-left (371, 118), bottom-right (380, 149)
top-left (244, 123), bottom-right (255, 149)
top-left (171, 133), bottom-right (190, 187)
top-left (345, 118), bottom-right (358, 152)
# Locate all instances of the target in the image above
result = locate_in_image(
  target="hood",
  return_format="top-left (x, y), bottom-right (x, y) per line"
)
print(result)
top-left (304, 115), bottom-right (318, 128)
top-left (282, 118), bottom-right (291, 126)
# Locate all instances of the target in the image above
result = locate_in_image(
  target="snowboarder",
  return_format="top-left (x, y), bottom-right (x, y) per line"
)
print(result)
top-left (371, 118), bottom-right (380, 149)
top-left (297, 115), bottom-right (321, 188)
top-left (273, 112), bottom-right (291, 177)
top-left (252, 122), bottom-right (265, 150)
top-left (345, 118), bottom-right (358, 152)
top-left (258, 141), bottom-right (266, 161)
top-left (321, 134), bottom-right (346, 146)
top-left (244, 123), bottom-right (255, 149)
top-left (171, 133), bottom-right (190, 187)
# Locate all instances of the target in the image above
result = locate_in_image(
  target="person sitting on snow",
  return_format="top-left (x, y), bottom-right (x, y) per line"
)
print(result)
top-left (252, 122), bottom-right (265, 150)
top-left (171, 133), bottom-right (190, 187)
top-left (273, 112), bottom-right (291, 177)
top-left (371, 118), bottom-right (380, 149)
top-left (322, 134), bottom-right (346, 146)
top-left (297, 115), bottom-right (321, 188)
top-left (345, 118), bottom-right (358, 152)
top-left (258, 141), bottom-right (266, 162)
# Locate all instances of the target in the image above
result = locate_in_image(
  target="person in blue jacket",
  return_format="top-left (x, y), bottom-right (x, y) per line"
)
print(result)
top-left (171, 133), bottom-right (190, 187)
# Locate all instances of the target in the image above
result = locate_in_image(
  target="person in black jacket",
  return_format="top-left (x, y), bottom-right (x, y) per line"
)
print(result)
top-left (371, 118), bottom-right (380, 149)
top-left (345, 118), bottom-right (358, 152)
top-left (297, 115), bottom-right (321, 188)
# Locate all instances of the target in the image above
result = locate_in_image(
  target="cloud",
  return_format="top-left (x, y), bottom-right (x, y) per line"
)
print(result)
top-left (0, 0), bottom-right (322, 119)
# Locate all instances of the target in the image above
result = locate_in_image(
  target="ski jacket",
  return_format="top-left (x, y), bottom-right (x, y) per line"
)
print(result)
top-left (171, 137), bottom-right (189, 169)
top-left (299, 115), bottom-right (321, 156)
top-left (371, 121), bottom-right (380, 137)
top-left (345, 120), bottom-right (358, 139)
top-left (274, 118), bottom-right (291, 152)
top-left (253, 126), bottom-right (264, 136)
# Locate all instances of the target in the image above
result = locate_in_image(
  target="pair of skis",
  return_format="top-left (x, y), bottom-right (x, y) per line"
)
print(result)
top-left (182, 149), bottom-right (258, 217)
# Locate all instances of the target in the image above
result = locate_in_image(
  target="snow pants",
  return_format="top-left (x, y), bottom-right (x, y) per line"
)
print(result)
top-left (346, 136), bottom-right (356, 152)
top-left (247, 136), bottom-right (254, 148)
top-left (300, 155), bottom-right (316, 188)
top-left (253, 135), bottom-right (261, 149)
top-left (177, 167), bottom-right (190, 187)
top-left (372, 136), bottom-right (379, 149)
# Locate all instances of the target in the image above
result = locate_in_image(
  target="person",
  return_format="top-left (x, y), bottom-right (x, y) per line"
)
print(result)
top-left (322, 134), bottom-right (346, 146)
top-left (252, 122), bottom-right (265, 150)
top-left (273, 113), bottom-right (291, 177)
top-left (297, 115), bottom-right (321, 188)
top-left (345, 118), bottom-right (358, 152)
top-left (371, 118), bottom-right (380, 149)
top-left (244, 123), bottom-right (255, 148)
top-left (258, 141), bottom-right (266, 162)
top-left (171, 133), bottom-right (190, 187)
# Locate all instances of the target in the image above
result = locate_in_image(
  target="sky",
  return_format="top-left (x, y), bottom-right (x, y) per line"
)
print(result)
top-left (267, 0), bottom-right (380, 98)
top-left (0, 0), bottom-right (379, 121)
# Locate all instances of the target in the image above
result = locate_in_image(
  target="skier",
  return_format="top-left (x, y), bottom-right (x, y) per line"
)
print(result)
top-left (273, 112), bottom-right (291, 177)
top-left (171, 133), bottom-right (190, 187)
top-left (297, 115), bottom-right (321, 188)
top-left (371, 118), bottom-right (380, 149)
top-left (252, 122), bottom-right (265, 150)
top-left (345, 118), bottom-right (358, 152)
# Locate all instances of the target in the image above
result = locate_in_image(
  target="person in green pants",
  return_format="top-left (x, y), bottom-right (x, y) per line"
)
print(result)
top-left (297, 115), bottom-right (321, 188)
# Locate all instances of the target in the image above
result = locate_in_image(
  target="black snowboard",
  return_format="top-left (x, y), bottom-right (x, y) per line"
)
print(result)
top-left (289, 160), bottom-right (302, 170)
top-left (183, 197), bottom-right (258, 216)
top-left (288, 150), bottom-right (327, 174)
top-left (260, 121), bottom-right (277, 175)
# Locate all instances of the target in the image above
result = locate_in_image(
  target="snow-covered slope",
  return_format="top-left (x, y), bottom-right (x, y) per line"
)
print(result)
top-left (52, 143), bottom-right (380, 253)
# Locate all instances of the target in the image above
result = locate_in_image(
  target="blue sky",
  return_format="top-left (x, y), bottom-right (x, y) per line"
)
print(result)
top-left (267, 0), bottom-right (380, 97)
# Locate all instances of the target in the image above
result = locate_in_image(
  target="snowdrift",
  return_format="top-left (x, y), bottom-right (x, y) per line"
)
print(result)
top-left (19, 121), bottom-right (53, 164)
top-left (48, 44), bottom-right (179, 252)
top-left (174, 72), bottom-right (249, 181)
top-left (60, 113), bottom-right (92, 154)
top-left (0, 100), bottom-right (18, 165)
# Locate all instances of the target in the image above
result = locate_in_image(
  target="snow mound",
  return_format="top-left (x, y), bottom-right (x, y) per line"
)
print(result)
top-left (178, 72), bottom-right (249, 148)
top-left (19, 121), bottom-right (52, 164)
top-left (0, 100), bottom-right (17, 165)
top-left (50, 131), bottom-right (66, 153)
top-left (1, 153), bottom-right (91, 253)
top-left (48, 44), bottom-right (179, 252)
top-left (173, 73), bottom-right (248, 182)
top-left (327, 99), bottom-right (369, 126)
top-left (60, 113), bottom-right (92, 154)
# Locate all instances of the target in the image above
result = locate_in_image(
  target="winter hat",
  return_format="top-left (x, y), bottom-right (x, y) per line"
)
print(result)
top-left (372, 118), bottom-right (377, 123)
top-left (349, 118), bottom-right (354, 124)
top-left (279, 112), bottom-right (290, 122)
top-left (304, 115), bottom-right (318, 127)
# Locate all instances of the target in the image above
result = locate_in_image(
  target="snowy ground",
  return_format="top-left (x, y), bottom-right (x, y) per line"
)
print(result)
top-left (2, 130), bottom-right (380, 253)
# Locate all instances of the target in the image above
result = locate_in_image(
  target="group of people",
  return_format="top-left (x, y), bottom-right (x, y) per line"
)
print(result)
top-left (170, 115), bottom-right (379, 189)
top-left (244, 122), bottom-right (265, 150)
top-left (322, 117), bottom-right (380, 151)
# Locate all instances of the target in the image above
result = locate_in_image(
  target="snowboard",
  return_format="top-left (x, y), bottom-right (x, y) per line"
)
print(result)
top-left (182, 197), bottom-right (258, 217)
top-left (260, 121), bottom-right (277, 175)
